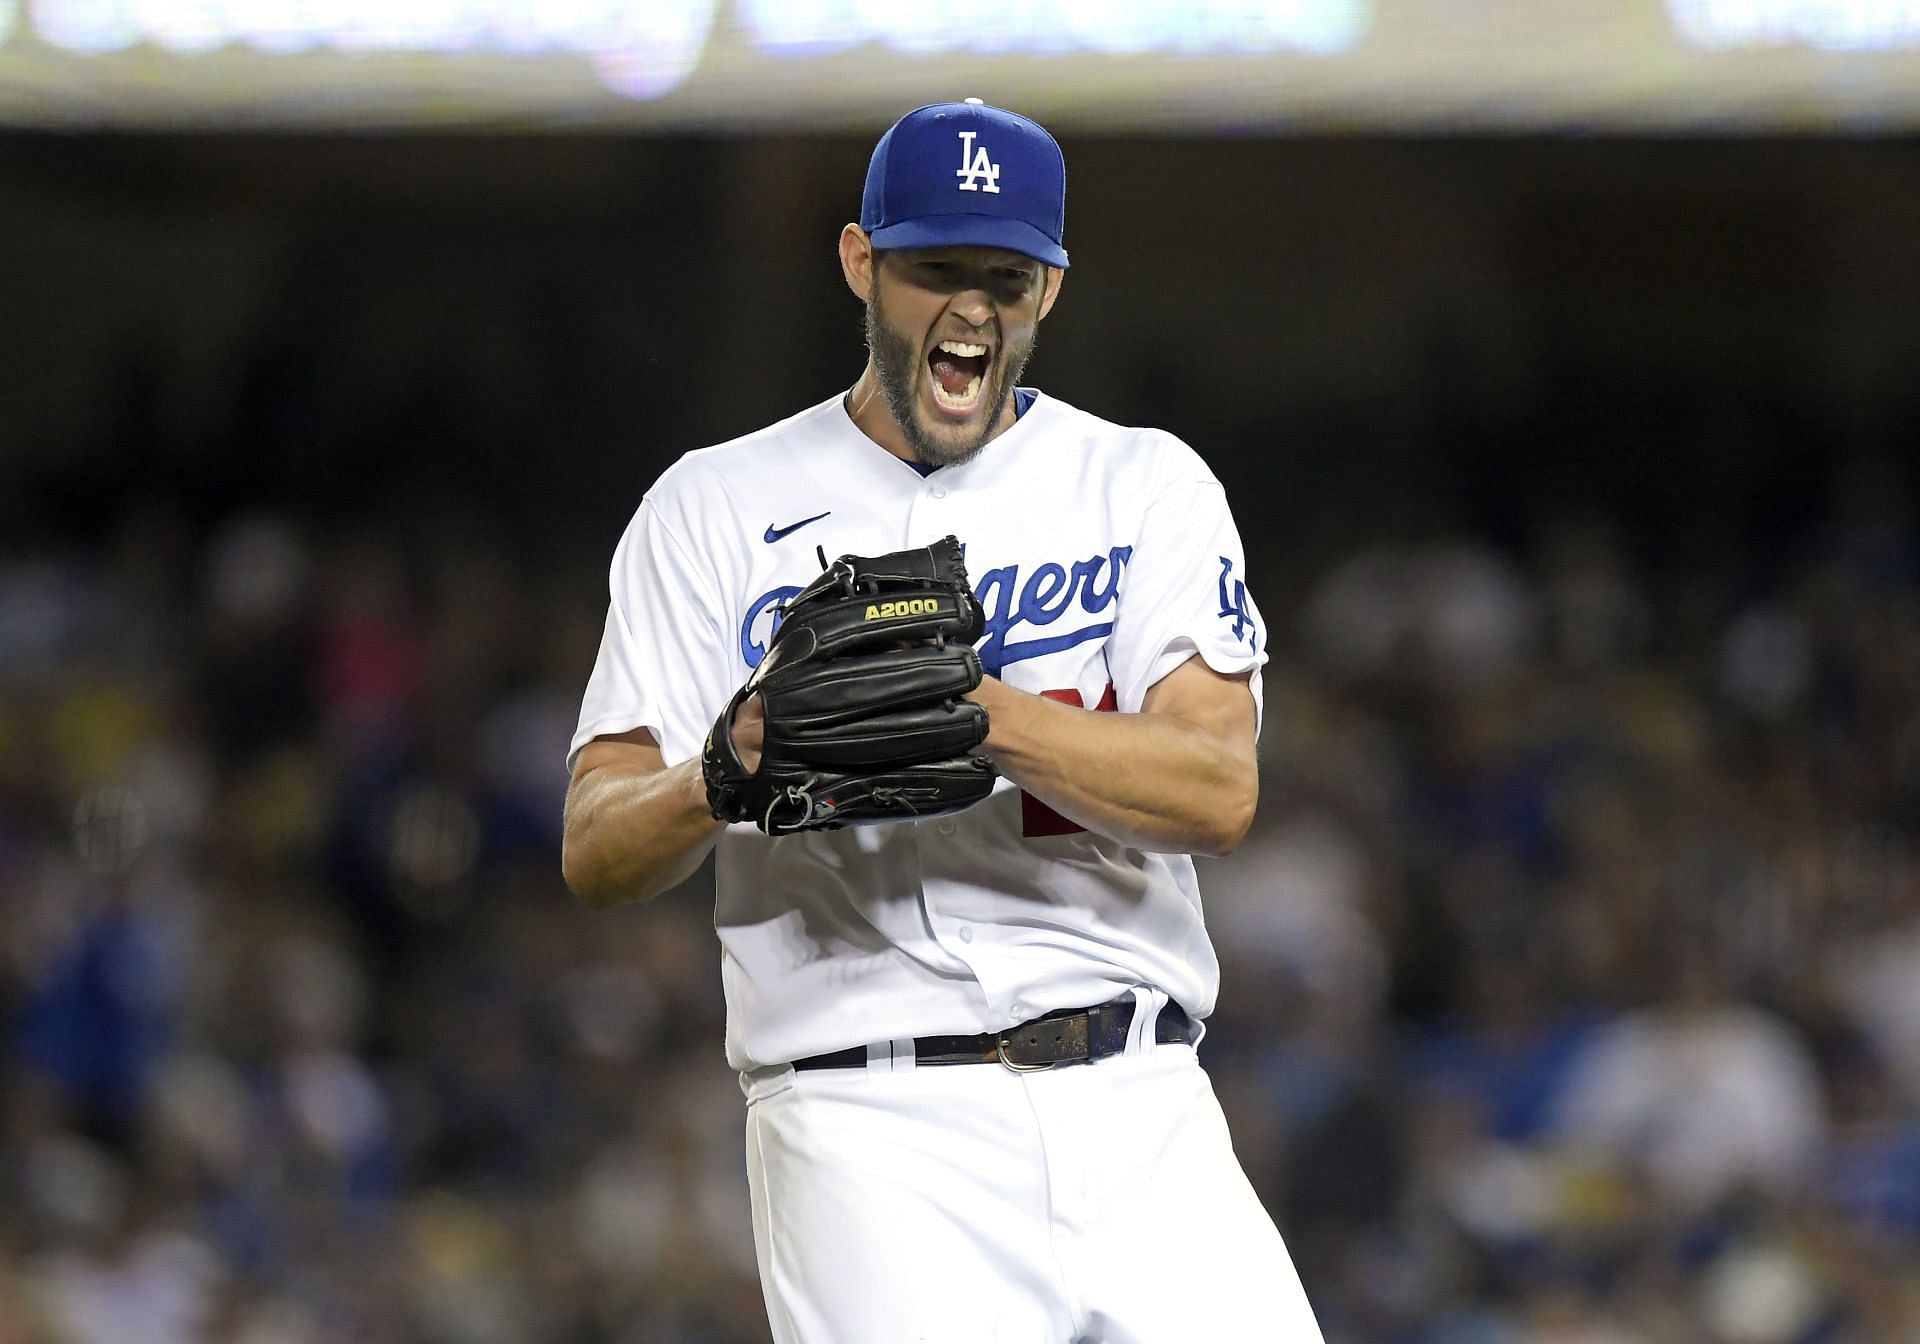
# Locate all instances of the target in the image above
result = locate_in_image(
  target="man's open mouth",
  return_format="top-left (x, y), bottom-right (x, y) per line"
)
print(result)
top-left (927, 339), bottom-right (990, 414)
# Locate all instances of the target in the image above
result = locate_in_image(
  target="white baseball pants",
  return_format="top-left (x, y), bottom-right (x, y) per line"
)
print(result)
top-left (741, 1006), bottom-right (1325, 1343)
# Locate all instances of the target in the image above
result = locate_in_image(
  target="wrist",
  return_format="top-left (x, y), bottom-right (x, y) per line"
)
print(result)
top-left (683, 755), bottom-right (724, 826)
top-left (971, 675), bottom-right (1039, 766)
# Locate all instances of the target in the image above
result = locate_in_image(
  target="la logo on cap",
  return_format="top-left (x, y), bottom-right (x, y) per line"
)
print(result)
top-left (956, 130), bottom-right (1001, 194)
top-left (954, 96), bottom-right (1002, 194)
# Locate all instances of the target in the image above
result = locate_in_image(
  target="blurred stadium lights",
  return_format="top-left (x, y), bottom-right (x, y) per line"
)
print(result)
top-left (26, 0), bottom-right (721, 77)
top-left (1672, 0), bottom-right (1920, 50)
top-left (5, 0), bottom-right (1920, 126)
top-left (13, 0), bottom-right (1374, 61)
top-left (735, 0), bottom-right (1374, 56)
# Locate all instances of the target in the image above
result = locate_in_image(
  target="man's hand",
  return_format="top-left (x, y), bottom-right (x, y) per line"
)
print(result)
top-left (729, 695), bottom-right (765, 773)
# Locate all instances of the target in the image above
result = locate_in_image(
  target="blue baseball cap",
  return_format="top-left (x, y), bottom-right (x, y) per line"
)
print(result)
top-left (860, 99), bottom-right (1069, 269)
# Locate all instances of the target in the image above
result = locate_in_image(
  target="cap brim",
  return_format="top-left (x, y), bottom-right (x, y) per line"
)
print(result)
top-left (867, 215), bottom-right (1069, 269)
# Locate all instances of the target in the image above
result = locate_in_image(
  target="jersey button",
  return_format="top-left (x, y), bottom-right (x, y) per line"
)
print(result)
top-left (929, 484), bottom-right (948, 499)
top-left (937, 819), bottom-right (957, 837)
top-left (959, 925), bottom-right (974, 943)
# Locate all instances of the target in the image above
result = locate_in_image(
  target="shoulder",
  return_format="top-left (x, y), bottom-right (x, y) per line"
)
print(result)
top-left (641, 396), bottom-right (843, 528)
top-left (1024, 392), bottom-right (1222, 494)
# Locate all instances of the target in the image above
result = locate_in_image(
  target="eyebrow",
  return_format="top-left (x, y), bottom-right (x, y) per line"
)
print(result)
top-left (907, 252), bottom-right (1035, 269)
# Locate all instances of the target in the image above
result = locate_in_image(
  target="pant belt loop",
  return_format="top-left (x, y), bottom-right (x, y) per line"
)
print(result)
top-left (1125, 985), bottom-right (1159, 1055)
top-left (867, 1039), bottom-right (916, 1072)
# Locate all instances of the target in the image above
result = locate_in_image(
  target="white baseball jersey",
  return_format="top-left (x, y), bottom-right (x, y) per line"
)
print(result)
top-left (570, 389), bottom-right (1267, 1074)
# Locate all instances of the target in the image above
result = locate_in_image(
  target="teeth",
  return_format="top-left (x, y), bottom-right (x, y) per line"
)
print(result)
top-left (938, 340), bottom-right (988, 358)
top-left (931, 374), bottom-right (984, 410)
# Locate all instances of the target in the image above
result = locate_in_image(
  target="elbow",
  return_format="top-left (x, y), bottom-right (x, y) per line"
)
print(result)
top-left (1193, 774), bottom-right (1258, 859)
top-left (561, 787), bottom-right (601, 905)
top-left (562, 823), bottom-right (678, 910)
top-left (564, 853), bottom-right (647, 910)
top-left (561, 776), bottom-right (647, 909)
top-left (561, 840), bottom-right (613, 908)
top-left (1192, 818), bottom-right (1252, 859)
top-left (561, 825), bottom-right (640, 910)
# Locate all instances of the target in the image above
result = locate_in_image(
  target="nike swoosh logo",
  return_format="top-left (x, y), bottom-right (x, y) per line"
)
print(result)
top-left (763, 511), bottom-right (831, 543)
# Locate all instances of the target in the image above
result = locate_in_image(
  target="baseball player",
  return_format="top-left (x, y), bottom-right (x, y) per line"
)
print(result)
top-left (563, 100), bottom-right (1325, 1343)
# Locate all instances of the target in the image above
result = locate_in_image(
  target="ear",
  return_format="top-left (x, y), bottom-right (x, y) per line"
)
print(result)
top-left (1037, 266), bottom-right (1065, 321)
top-left (839, 225), bottom-right (876, 302)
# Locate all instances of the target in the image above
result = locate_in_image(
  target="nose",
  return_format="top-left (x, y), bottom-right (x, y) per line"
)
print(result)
top-left (948, 286), bottom-right (994, 330)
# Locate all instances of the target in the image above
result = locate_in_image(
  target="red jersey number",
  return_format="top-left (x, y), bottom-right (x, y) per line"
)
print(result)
top-left (1020, 683), bottom-right (1118, 838)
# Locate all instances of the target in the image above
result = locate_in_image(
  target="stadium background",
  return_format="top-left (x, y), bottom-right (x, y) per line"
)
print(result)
top-left (4, 5), bottom-right (1920, 1341)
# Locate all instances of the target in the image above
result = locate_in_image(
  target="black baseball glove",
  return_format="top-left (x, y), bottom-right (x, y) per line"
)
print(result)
top-left (702, 536), bottom-right (997, 835)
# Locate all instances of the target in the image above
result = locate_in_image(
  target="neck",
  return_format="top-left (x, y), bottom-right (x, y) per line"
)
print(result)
top-left (843, 362), bottom-right (915, 464)
top-left (843, 359), bottom-right (1019, 467)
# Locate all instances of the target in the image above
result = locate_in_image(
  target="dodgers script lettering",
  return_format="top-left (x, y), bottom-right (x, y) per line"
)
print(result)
top-left (740, 546), bottom-right (1131, 674)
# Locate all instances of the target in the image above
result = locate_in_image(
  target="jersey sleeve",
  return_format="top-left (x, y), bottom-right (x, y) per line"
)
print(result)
top-left (568, 495), bottom-right (733, 773)
top-left (1105, 472), bottom-right (1268, 728)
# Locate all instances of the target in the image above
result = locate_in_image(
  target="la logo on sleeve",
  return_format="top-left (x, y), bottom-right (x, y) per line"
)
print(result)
top-left (1217, 557), bottom-right (1256, 646)
top-left (955, 131), bottom-right (1002, 194)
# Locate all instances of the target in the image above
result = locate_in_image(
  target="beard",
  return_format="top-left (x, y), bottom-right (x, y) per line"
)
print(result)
top-left (864, 282), bottom-right (1036, 469)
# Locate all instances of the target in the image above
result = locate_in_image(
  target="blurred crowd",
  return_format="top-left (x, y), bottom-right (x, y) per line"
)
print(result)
top-left (2, 464), bottom-right (1918, 1344)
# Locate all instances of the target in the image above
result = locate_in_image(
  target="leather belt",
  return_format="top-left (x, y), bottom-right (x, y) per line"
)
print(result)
top-left (791, 996), bottom-right (1194, 1073)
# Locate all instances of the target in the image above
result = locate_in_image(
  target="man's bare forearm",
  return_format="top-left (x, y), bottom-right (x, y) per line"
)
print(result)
top-left (968, 673), bottom-right (1257, 856)
top-left (562, 757), bottom-right (723, 907)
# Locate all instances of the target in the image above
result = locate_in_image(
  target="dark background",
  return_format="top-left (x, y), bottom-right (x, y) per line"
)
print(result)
top-left (1, 133), bottom-right (1917, 1343)
top-left (10, 137), bottom-right (1918, 567)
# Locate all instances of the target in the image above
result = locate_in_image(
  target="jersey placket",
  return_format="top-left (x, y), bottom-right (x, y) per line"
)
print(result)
top-left (899, 469), bottom-right (1016, 1018)
top-left (912, 811), bottom-right (1029, 1024)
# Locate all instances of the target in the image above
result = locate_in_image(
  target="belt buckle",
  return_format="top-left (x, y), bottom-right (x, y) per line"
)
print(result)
top-left (995, 1034), bottom-right (1057, 1073)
